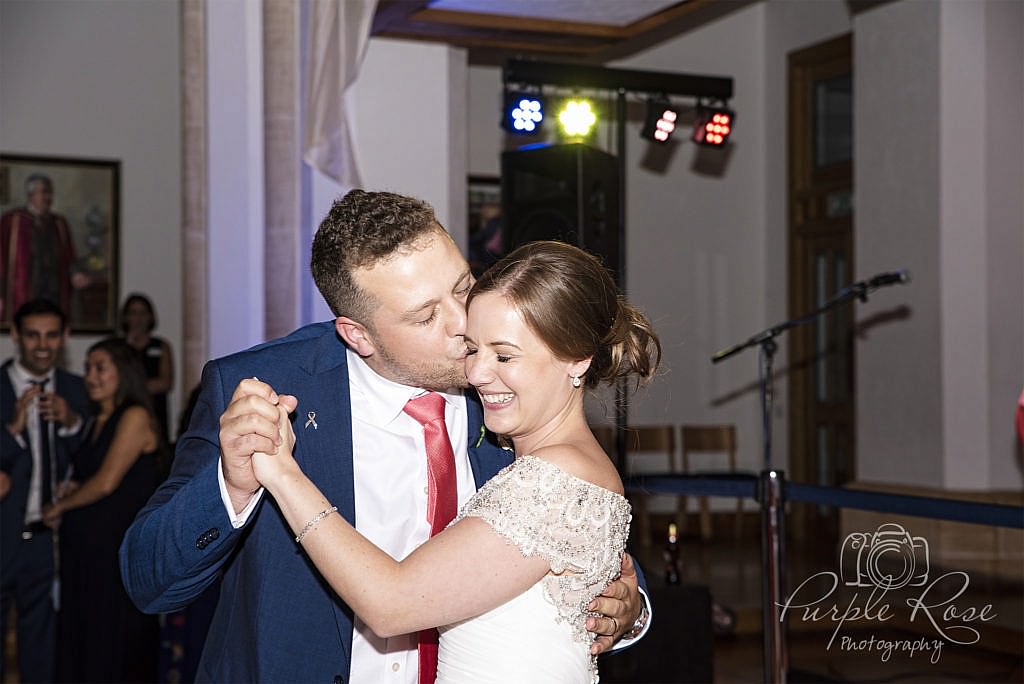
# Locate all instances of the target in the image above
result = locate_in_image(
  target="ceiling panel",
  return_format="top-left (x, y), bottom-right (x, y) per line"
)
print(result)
top-left (371, 0), bottom-right (752, 63)
top-left (427, 0), bottom-right (687, 27)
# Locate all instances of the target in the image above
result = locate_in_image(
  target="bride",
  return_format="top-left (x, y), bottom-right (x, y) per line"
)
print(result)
top-left (253, 241), bottom-right (661, 683)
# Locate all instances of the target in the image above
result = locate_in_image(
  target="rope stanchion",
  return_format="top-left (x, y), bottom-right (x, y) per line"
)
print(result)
top-left (760, 470), bottom-right (787, 684)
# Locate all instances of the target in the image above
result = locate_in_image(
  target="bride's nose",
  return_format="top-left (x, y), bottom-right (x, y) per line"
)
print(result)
top-left (465, 353), bottom-right (492, 387)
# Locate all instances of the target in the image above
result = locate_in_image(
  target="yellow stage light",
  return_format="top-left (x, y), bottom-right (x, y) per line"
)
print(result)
top-left (557, 99), bottom-right (597, 138)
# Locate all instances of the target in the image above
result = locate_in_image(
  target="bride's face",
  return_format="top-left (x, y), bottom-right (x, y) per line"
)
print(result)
top-left (464, 292), bottom-right (583, 451)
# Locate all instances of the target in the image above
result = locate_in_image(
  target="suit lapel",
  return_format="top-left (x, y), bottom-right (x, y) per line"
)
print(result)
top-left (465, 391), bottom-right (513, 487)
top-left (293, 329), bottom-right (355, 526)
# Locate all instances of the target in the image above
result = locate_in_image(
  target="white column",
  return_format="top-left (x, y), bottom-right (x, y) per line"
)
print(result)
top-left (206, 0), bottom-right (266, 357)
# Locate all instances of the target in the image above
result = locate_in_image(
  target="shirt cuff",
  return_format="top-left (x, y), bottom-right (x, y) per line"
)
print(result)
top-left (217, 459), bottom-right (264, 528)
top-left (610, 586), bottom-right (653, 650)
top-left (57, 414), bottom-right (83, 437)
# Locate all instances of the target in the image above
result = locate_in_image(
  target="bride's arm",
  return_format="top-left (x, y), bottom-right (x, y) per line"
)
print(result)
top-left (254, 403), bottom-right (550, 638)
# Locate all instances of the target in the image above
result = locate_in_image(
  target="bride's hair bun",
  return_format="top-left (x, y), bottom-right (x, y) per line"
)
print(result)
top-left (469, 241), bottom-right (661, 391)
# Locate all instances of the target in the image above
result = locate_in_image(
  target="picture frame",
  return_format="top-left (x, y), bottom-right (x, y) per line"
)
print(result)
top-left (1, 154), bottom-right (120, 333)
top-left (467, 174), bottom-right (503, 277)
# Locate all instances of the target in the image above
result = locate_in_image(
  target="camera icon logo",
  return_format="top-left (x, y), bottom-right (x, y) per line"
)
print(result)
top-left (840, 523), bottom-right (930, 590)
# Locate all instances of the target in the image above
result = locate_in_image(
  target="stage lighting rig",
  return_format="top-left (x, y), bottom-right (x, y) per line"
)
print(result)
top-left (641, 95), bottom-right (678, 143)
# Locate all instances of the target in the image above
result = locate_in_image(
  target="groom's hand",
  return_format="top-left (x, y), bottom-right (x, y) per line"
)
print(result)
top-left (586, 553), bottom-right (642, 655)
top-left (220, 378), bottom-right (298, 514)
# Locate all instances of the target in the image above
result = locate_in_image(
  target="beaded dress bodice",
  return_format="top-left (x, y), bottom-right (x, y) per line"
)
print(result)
top-left (438, 455), bottom-right (631, 683)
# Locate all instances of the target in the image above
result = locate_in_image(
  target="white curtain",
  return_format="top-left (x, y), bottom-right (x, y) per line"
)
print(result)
top-left (303, 0), bottom-right (378, 187)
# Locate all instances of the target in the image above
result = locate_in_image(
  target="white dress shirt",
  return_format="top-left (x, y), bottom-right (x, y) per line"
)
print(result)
top-left (6, 362), bottom-right (76, 525)
top-left (346, 349), bottom-right (475, 684)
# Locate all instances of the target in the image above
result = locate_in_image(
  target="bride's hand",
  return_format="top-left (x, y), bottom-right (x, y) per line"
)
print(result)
top-left (251, 397), bottom-right (300, 493)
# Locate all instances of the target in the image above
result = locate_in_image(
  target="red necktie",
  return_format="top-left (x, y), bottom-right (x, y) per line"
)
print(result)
top-left (403, 392), bottom-right (457, 684)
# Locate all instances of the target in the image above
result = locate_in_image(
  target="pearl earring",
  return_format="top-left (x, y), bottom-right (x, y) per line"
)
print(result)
top-left (572, 375), bottom-right (581, 388)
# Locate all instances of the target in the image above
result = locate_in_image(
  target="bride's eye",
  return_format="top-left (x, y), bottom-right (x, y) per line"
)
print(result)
top-left (496, 354), bottom-right (512, 363)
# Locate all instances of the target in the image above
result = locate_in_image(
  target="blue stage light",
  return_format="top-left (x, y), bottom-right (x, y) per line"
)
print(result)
top-left (503, 93), bottom-right (544, 135)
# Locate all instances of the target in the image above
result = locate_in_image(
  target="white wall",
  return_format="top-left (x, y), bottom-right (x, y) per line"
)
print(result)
top-left (302, 38), bottom-right (470, 324)
top-left (351, 39), bottom-right (469, 246)
top-left (982, 0), bottom-right (1024, 486)
top-left (856, 0), bottom-right (1024, 490)
top-left (611, 5), bottom-right (769, 476)
top-left (206, 0), bottom-right (266, 360)
top-left (0, 0), bottom-right (182, 433)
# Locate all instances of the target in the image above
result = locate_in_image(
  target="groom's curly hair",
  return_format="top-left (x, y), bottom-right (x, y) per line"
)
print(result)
top-left (311, 189), bottom-right (444, 326)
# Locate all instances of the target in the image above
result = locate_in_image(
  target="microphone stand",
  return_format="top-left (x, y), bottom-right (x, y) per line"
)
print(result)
top-left (710, 274), bottom-right (906, 684)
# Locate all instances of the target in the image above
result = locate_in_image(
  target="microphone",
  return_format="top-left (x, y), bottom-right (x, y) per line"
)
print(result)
top-left (867, 270), bottom-right (911, 288)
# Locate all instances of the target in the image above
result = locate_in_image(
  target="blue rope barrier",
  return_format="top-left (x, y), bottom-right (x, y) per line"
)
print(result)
top-left (624, 473), bottom-right (1023, 529)
top-left (625, 473), bottom-right (758, 499)
top-left (786, 481), bottom-right (1023, 529)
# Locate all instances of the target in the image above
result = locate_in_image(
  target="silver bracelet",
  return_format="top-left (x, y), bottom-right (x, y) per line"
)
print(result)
top-left (295, 506), bottom-right (338, 543)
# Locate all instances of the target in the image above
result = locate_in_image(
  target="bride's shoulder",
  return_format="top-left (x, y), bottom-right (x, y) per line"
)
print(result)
top-left (528, 445), bottom-right (624, 496)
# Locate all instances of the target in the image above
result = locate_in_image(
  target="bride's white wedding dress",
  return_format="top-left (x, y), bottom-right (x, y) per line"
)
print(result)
top-left (435, 456), bottom-right (632, 684)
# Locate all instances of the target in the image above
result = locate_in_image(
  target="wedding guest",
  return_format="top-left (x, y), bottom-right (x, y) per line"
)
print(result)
top-left (0, 298), bottom-right (87, 683)
top-left (45, 338), bottom-right (160, 682)
top-left (121, 293), bottom-right (174, 442)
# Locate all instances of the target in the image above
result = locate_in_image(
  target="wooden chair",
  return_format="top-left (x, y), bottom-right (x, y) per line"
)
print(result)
top-left (680, 424), bottom-right (742, 542)
top-left (591, 424), bottom-right (678, 546)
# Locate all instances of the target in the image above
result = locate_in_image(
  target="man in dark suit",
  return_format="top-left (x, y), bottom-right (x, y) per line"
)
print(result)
top-left (121, 190), bottom-right (648, 683)
top-left (1, 298), bottom-right (88, 683)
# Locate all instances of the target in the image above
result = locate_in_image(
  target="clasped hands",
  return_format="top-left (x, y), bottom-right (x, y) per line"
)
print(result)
top-left (218, 378), bottom-right (299, 513)
top-left (219, 378), bottom-right (643, 654)
top-left (7, 384), bottom-right (80, 437)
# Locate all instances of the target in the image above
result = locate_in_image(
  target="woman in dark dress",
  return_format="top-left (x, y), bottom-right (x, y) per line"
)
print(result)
top-left (43, 337), bottom-right (160, 683)
top-left (121, 293), bottom-right (174, 443)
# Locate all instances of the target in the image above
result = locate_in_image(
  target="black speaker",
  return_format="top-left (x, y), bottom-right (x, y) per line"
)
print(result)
top-left (501, 143), bottom-right (621, 282)
top-left (600, 582), bottom-right (715, 683)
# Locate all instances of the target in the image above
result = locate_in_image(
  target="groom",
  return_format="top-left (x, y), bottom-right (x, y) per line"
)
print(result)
top-left (120, 190), bottom-right (648, 683)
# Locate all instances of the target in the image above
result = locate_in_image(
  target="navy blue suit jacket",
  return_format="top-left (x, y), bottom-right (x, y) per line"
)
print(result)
top-left (120, 323), bottom-right (515, 683)
top-left (0, 360), bottom-right (88, 580)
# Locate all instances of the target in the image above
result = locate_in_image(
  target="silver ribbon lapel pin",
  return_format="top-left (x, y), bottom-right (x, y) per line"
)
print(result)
top-left (305, 411), bottom-right (318, 430)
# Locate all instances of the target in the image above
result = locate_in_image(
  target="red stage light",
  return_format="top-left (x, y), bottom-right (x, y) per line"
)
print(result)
top-left (693, 105), bottom-right (735, 147)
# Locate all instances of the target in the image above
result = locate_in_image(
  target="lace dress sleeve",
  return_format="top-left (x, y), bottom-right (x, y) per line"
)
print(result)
top-left (454, 455), bottom-right (632, 644)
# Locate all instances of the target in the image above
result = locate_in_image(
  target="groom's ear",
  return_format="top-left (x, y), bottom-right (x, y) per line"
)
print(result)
top-left (335, 317), bottom-right (376, 357)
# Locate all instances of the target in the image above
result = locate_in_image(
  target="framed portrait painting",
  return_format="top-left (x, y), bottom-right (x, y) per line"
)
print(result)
top-left (0, 154), bottom-right (120, 333)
